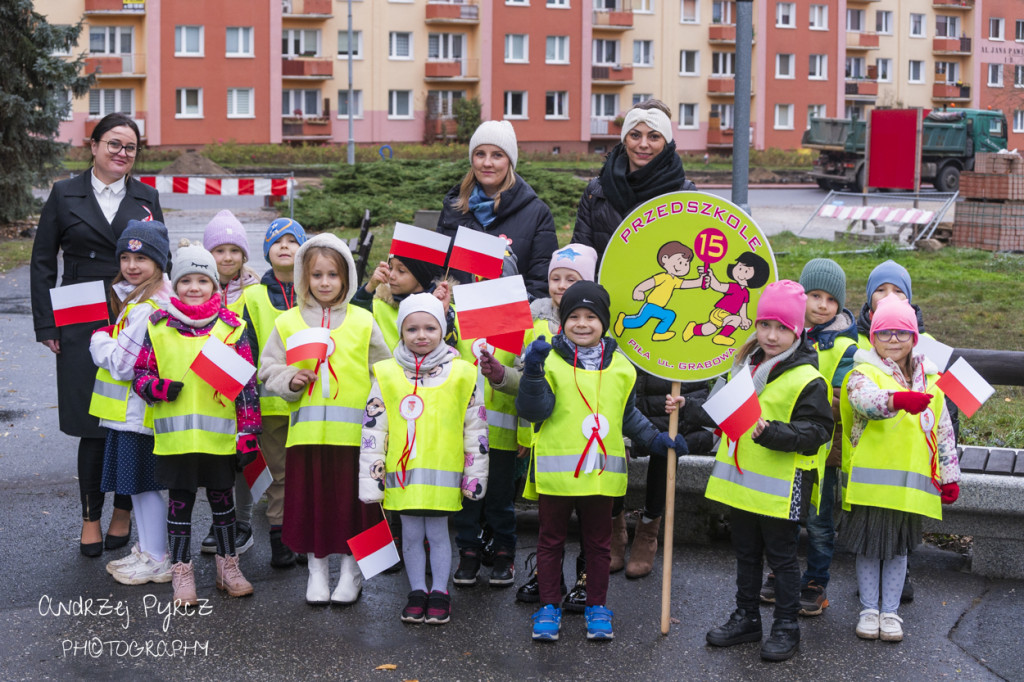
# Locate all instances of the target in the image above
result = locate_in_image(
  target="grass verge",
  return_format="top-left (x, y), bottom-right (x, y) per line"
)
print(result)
top-left (0, 239), bottom-right (33, 274)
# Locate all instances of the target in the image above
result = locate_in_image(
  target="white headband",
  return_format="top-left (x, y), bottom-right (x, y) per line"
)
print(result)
top-left (620, 108), bottom-right (673, 143)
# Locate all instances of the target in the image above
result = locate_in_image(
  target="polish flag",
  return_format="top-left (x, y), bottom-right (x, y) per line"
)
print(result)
top-left (389, 222), bottom-right (451, 267)
top-left (936, 357), bottom-right (994, 418)
top-left (453, 276), bottom-right (533, 341)
top-left (448, 226), bottom-right (507, 280)
top-left (347, 519), bottom-right (400, 580)
top-left (701, 366), bottom-right (761, 440)
top-left (189, 335), bottom-right (256, 401)
top-left (915, 335), bottom-right (954, 372)
top-left (487, 329), bottom-right (527, 356)
top-left (49, 281), bottom-right (108, 327)
top-left (243, 451), bottom-right (272, 501)
top-left (286, 327), bottom-right (331, 365)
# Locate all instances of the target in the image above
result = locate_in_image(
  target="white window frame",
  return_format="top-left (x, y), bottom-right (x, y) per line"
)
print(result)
top-left (711, 51), bottom-right (735, 77)
top-left (175, 87), bottom-right (202, 118)
top-left (845, 104), bottom-right (863, 120)
top-left (774, 104), bottom-right (794, 130)
top-left (634, 40), bottom-right (654, 67)
top-left (505, 34), bottom-right (529, 63)
top-left (88, 88), bottom-right (133, 118)
top-left (809, 4), bottom-right (827, 30)
top-left (507, 0), bottom-right (529, 5)
top-left (711, 103), bottom-right (733, 129)
top-left (546, 36), bottom-right (569, 64)
top-left (1017, 19), bottom-right (1024, 42)
top-left (847, 9), bottom-right (865, 33)
top-left (283, 89), bottom-right (322, 117)
top-left (283, 29), bottom-right (321, 58)
top-left (910, 14), bottom-right (925, 38)
top-left (680, 0), bottom-right (699, 24)
top-left (504, 90), bottom-right (528, 119)
top-left (635, 0), bottom-right (653, 14)
top-left (680, 50), bottom-right (699, 76)
top-left (678, 103), bottom-right (698, 129)
top-left (547, 0), bottom-right (570, 7)
top-left (429, 33), bottom-right (465, 61)
top-left (388, 32), bottom-right (412, 60)
top-left (807, 104), bottom-right (826, 129)
top-left (592, 93), bottom-right (619, 119)
top-left (337, 30), bottom-right (363, 60)
top-left (776, 2), bottom-right (795, 29)
top-left (936, 61), bottom-right (959, 84)
top-left (388, 89), bottom-right (413, 119)
top-left (808, 54), bottom-right (827, 80)
top-left (876, 58), bottom-right (892, 83)
top-left (846, 56), bottom-right (866, 79)
top-left (90, 26), bottom-right (132, 55)
top-left (775, 53), bottom-right (794, 79)
top-left (545, 91), bottom-right (569, 119)
top-left (593, 39), bottom-right (619, 66)
top-left (427, 90), bottom-right (464, 118)
top-left (174, 26), bottom-right (203, 57)
top-left (1014, 111), bottom-right (1024, 133)
top-left (337, 89), bottom-right (364, 118)
top-left (990, 18), bottom-right (1005, 41)
top-left (876, 11), bottom-right (893, 35)
top-left (989, 64), bottom-right (1004, 87)
top-left (227, 88), bottom-right (254, 118)
top-left (712, 1), bottom-right (733, 25)
top-left (1015, 65), bottom-right (1024, 88)
top-left (632, 93), bottom-right (653, 106)
top-left (225, 27), bottom-right (253, 58)
top-left (935, 15), bottom-right (960, 39)
top-left (908, 60), bottom-right (924, 84)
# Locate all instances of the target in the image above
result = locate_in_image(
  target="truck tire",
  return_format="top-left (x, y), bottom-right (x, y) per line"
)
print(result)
top-left (815, 179), bottom-right (831, 190)
top-left (851, 167), bottom-right (866, 193)
top-left (935, 165), bottom-right (960, 193)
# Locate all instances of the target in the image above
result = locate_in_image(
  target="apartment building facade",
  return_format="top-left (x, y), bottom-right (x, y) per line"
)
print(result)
top-left (40, 0), bottom-right (1024, 152)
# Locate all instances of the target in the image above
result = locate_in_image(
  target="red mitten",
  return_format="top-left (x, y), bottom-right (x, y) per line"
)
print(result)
top-left (892, 391), bottom-right (932, 415)
top-left (940, 482), bottom-right (959, 505)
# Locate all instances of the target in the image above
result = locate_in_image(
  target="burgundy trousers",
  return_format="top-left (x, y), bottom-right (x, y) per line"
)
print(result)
top-left (537, 494), bottom-right (614, 607)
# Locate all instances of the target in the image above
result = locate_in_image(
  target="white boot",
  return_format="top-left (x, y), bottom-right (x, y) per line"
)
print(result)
top-left (331, 554), bottom-right (363, 605)
top-left (306, 554), bottom-right (330, 605)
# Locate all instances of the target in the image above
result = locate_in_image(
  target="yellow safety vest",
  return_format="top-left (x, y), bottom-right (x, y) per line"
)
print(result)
top-left (274, 305), bottom-right (373, 448)
top-left (148, 316), bottom-right (246, 456)
top-left (532, 350), bottom-right (635, 498)
top-left (244, 284), bottom-right (291, 417)
top-left (372, 298), bottom-right (401, 351)
top-left (454, 316), bottom-right (523, 452)
top-left (839, 362), bottom-right (945, 520)
top-left (704, 364), bottom-right (824, 519)
top-left (374, 358), bottom-right (477, 512)
top-left (89, 300), bottom-right (159, 422)
top-left (805, 335), bottom-right (854, 506)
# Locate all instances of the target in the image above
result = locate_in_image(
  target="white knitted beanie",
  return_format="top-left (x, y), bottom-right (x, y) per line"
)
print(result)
top-left (469, 120), bottom-right (519, 169)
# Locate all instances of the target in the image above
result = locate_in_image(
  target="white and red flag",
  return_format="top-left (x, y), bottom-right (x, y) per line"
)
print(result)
top-left (285, 327), bottom-right (331, 365)
top-left (243, 451), bottom-right (272, 501)
top-left (936, 357), bottom-right (994, 418)
top-left (915, 335), bottom-right (954, 372)
top-left (702, 366), bottom-right (762, 441)
top-left (389, 222), bottom-right (451, 267)
top-left (448, 226), bottom-right (507, 280)
top-left (454, 276), bottom-right (533, 354)
top-left (347, 519), bottom-right (400, 580)
top-left (49, 281), bottom-right (108, 327)
top-left (189, 335), bottom-right (256, 401)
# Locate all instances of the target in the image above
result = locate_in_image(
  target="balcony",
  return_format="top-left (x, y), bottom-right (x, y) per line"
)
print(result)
top-left (933, 82), bottom-right (971, 101)
top-left (592, 64), bottom-right (633, 84)
top-left (933, 36), bottom-right (972, 55)
top-left (593, 2), bottom-right (634, 31)
top-left (282, 117), bottom-right (333, 140)
top-left (590, 117), bottom-right (623, 139)
top-left (844, 79), bottom-right (878, 100)
top-left (708, 24), bottom-right (736, 44)
top-left (933, 0), bottom-right (974, 9)
top-left (706, 127), bottom-right (734, 148)
top-left (84, 0), bottom-right (145, 14)
top-left (86, 117), bottom-right (145, 141)
top-left (707, 77), bottom-right (735, 96)
top-left (282, 58), bottom-right (333, 79)
top-left (425, 0), bottom-right (480, 24)
top-left (846, 32), bottom-right (879, 50)
top-left (425, 118), bottom-right (458, 140)
top-left (424, 59), bottom-right (480, 82)
top-left (85, 54), bottom-right (145, 79)
top-left (282, 0), bottom-right (332, 17)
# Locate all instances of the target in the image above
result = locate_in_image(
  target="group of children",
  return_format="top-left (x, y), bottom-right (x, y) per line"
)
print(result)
top-left (87, 212), bottom-right (960, 655)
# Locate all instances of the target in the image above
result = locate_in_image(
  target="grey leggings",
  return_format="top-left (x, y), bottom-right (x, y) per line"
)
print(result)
top-left (401, 515), bottom-right (452, 594)
top-left (856, 553), bottom-right (908, 614)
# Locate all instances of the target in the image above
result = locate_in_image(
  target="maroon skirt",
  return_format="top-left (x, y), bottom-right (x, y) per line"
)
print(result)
top-left (282, 444), bottom-right (383, 558)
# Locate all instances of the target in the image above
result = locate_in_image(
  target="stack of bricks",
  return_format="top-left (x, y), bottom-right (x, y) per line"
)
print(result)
top-left (954, 152), bottom-right (1024, 252)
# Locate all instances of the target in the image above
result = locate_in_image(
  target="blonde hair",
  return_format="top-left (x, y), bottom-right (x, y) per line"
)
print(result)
top-left (110, 266), bottom-right (165, 318)
top-left (301, 246), bottom-right (348, 307)
top-left (451, 167), bottom-right (517, 215)
top-left (732, 334), bottom-right (760, 367)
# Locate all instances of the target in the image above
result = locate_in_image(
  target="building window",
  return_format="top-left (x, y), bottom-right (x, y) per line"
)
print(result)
top-left (680, 50), bottom-right (699, 75)
top-left (910, 14), bottom-right (925, 38)
top-left (226, 27), bottom-right (253, 57)
top-left (592, 93), bottom-right (618, 118)
top-left (175, 88), bottom-right (202, 118)
top-left (774, 104), bottom-right (794, 130)
top-left (680, 0), bottom-right (698, 24)
top-left (936, 61), bottom-right (959, 84)
top-left (846, 57), bottom-right (866, 79)
top-left (990, 18), bottom-right (1005, 41)
top-left (633, 93), bottom-right (653, 106)
top-left (678, 103), bottom-right (698, 129)
top-left (876, 11), bottom-right (892, 35)
top-left (283, 89), bottom-right (321, 117)
top-left (635, 0), bottom-right (653, 13)
top-left (776, 53), bottom-right (794, 79)
top-left (1017, 20), bottom-right (1024, 42)
top-left (283, 29), bottom-right (320, 57)
top-left (908, 60), bottom-right (924, 83)
top-left (1016, 65), bottom-right (1024, 87)
top-left (427, 90), bottom-right (463, 117)
top-left (808, 54), bottom-right (827, 80)
top-left (388, 32), bottom-right (412, 59)
top-left (936, 15), bottom-right (960, 39)
top-left (337, 30), bottom-right (363, 59)
top-left (634, 40), bottom-right (653, 67)
top-left (847, 9), bottom-right (864, 33)
top-left (593, 39), bottom-right (619, 66)
top-left (52, 28), bottom-right (73, 57)
top-left (776, 2), bottom-right (795, 28)
top-left (429, 33), bottom-right (464, 61)
top-left (227, 88), bottom-right (253, 118)
top-left (711, 51), bottom-right (734, 77)
top-left (711, 103), bottom-right (733, 129)
top-left (1014, 111), bottom-right (1024, 133)
top-left (505, 34), bottom-right (529, 63)
top-left (876, 58), bottom-right (892, 83)
top-left (504, 91), bottom-right (528, 118)
top-left (807, 104), bottom-right (826, 128)
top-left (547, 0), bottom-right (569, 7)
top-left (337, 89), bottom-right (364, 118)
top-left (809, 5), bottom-right (827, 30)
top-left (174, 26), bottom-right (203, 57)
top-left (90, 26), bottom-right (132, 55)
top-left (88, 88), bottom-right (133, 118)
top-left (545, 91), bottom-right (568, 119)
top-left (712, 1), bottom-right (733, 25)
top-left (845, 104), bottom-right (863, 120)
top-left (388, 90), bottom-right (412, 118)
top-left (507, 0), bottom-right (529, 5)
top-left (989, 64), bottom-right (1004, 87)
top-left (546, 36), bottom-right (569, 64)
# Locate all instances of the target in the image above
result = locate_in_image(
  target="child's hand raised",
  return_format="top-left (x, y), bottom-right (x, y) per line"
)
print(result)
top-left (289, 369), bottom-right (318, 391)
top-left (365, 261), bottom-right (390, 293)
top-left (751, 417), bottom-right (768, 438)
top-left (664, 394), bottom-right (686, 414)
top-left (478, 348), bottom-right (505, 384)
top-left (432, 280), bottom-right (452, 308)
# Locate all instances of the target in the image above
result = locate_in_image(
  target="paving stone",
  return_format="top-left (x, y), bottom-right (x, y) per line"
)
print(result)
top-left (959, 446), bottom-right (989, 473)
top-left (985, 448), bottom-right (1016, 476)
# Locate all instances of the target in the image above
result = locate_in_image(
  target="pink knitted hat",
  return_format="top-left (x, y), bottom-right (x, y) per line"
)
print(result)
top-left (203, 209), bottom-right (250, 260)
top-left (869, 293), bottom-right (919, 344)
top-left (548, 244), bottom-right (599, 282)
top-left (755, 279), bottom-right (807, 335)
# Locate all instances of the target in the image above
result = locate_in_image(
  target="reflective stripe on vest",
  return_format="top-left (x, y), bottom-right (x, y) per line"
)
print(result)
top-left (849, 467), bottom-right (940, 498)
top-left (88, 300), bottom-right (159, 422)
top-left (487, 409), bottom-right (517, 431)
top-left (275, 305), bottom-right (374, 448)
top-left (154, 413), bottom-right (236, 436)
top-left (93, 377), bottom-right (129, 401)
top-left (535, 453), bottom-right (628, 476)
top-left (372, 299), bottom-right (400, 351)
top-left (704, 363), bottom-right (825, 519)
top-left (385, 468), bottom-right (462, 490)
top-left (245, 284), bottom-right (291, 416)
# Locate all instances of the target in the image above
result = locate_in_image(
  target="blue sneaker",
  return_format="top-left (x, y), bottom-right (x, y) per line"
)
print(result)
top-left (531, 604), bottom-right (562, 641)
top-left (585, 605), bottom-right (614, 640)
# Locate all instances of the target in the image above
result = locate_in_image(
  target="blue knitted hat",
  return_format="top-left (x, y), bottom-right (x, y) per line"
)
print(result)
top-left (866, 260), bottom-right (912, 306)
top-left (263, 218), bottom-right (308, 263)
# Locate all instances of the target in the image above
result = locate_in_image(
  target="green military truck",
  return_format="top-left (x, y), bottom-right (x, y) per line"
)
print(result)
top-left (803, 108), bottom-right (1008, 192)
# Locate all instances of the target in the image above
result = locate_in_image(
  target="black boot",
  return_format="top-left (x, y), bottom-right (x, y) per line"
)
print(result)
top-left (760, 618), bottom-right (800, 661)
top-left (453, 548), bottom-right (481, 586)
top-left (200, 524), bottom-right (217, 554)
top-left (516, 553), bottom-right (566, 603)
top-left (706, 608), bottom-right (763, 647)
top-left (563, 555), bottom-right (587, 613)
top-left (269, 529), bottom-right (297, 568)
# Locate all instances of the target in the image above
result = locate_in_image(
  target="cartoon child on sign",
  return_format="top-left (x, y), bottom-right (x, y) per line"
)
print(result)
top-left (682, 251), bottom-right (771, 346)
top-left (612, 241), bottom-right (704, 342)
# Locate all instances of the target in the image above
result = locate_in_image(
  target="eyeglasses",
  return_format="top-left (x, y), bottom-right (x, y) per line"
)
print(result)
top-left (102, 139), bottom-right (138, 157)
top-left (875, 329), bottom-right (914, 342)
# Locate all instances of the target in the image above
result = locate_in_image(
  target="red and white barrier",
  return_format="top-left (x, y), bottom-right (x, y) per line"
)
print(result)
top-left (137, 176), bottom-right (293, 197)
top-left (818, 204), bottom-right (934, 224)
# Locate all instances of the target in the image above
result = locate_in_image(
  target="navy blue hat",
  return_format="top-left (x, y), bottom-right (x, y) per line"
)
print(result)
top-left (116, 220), bottom-right (170, 271)
top-left (866, 259), bottom-right (912, 306)
top-left (263, 218), bottom-right (308, 263)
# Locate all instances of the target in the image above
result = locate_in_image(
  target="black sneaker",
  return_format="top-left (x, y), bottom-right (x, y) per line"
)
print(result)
top-left (706, 608), bottom-right (763, 647)
top-left (563, 571), bottom-right (587, 613)
top-left (759, 573), bottom-right (776, 603)
top-left (515, 553), bottom-right (567, 603)
top-left (453, 549), bottom-right (481, 586)
top-left (269, 529), bottom-right (297, 568)
top-left (489, 549), bottom-right (515, 586)
top-left (760, 618), bottom-right (800, 662)
top-left (200, 525), bottom-right (217, 554)
top-left (425, 591), bottom-right (451, 625)
top-left (480, 527), bottom-right (496, 568)
top-left (401, 590), bottom-right (428, 624)
top-left (235, 521), bottom-right (254, 554)
top-left (798, 581), bottom-right (828, 616)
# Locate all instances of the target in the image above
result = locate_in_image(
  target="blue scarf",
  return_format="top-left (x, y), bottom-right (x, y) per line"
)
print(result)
top-left (468, 183), bottom-right (497, 227)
